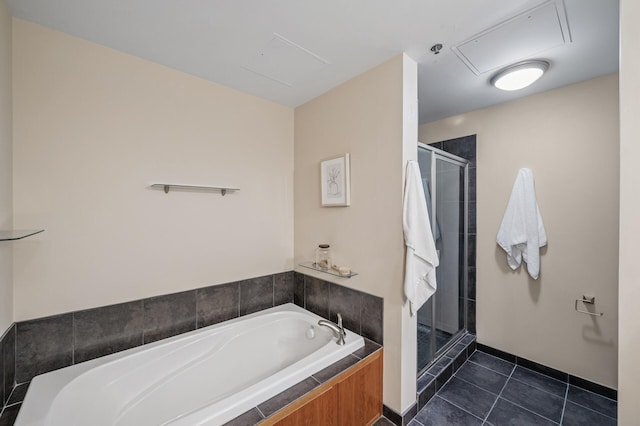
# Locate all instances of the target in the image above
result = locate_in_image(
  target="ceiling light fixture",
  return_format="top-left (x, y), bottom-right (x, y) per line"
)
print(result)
top-left (490, 60), bottom-right (549, 91)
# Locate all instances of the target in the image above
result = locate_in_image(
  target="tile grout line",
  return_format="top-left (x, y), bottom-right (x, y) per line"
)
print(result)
top-left (479, 349), bottom-right (616, 402)
top-left (559, 381), bottom-right (570, 425)
top-left (466, 358), bottom-right (511, 379)
top-left (483, 358), bottom-right (515, 423)
top-left (435, 394), bottom-right (486, 423)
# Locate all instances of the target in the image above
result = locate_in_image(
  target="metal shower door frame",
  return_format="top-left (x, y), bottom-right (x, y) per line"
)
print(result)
top-left (417, 142), bottom-right (469, 377)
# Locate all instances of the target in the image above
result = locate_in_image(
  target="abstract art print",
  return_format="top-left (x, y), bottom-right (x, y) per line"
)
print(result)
top-left (320, 153), bottom-right (350, 206)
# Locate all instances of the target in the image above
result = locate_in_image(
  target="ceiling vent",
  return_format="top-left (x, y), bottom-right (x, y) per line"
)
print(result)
top-left (451, 0), bottom-right (571, 76)
top-left (243, 33), bottom-right (330, 87)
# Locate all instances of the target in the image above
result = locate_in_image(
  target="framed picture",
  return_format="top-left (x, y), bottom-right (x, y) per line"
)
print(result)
top-left (321, 153), bottom-right (351, 206)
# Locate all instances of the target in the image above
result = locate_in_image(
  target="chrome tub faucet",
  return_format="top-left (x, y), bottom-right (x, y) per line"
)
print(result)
top-left (318, 313), bottom-right (346, 345)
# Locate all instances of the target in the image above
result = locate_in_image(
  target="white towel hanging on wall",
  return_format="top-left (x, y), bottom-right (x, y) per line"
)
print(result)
top-left (403, 161), bottom-right (439, 315)
top-left (497, 168), bottom-right (547, 279)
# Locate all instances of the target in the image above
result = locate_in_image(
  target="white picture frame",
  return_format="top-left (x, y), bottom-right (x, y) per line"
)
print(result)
top-left (320, 153), bottom-right (351, 207)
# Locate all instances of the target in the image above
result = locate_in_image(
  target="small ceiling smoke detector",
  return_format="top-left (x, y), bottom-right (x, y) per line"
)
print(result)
top-left (490, 60), bottom-right (549, 91)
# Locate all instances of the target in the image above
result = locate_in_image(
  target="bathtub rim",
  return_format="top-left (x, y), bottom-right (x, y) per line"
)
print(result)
top-left (16, 303), bottom-right (365, 426)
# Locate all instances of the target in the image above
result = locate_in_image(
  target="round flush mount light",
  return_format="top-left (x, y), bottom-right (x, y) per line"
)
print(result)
top-left (490, 60), bottom-right (549, 91)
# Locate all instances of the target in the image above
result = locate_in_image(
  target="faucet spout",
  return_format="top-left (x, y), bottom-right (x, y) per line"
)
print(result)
top-left (318, 313), bottom-right (346, 345)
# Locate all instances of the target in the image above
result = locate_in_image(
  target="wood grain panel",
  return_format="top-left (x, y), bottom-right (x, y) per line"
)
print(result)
top-left (272, 386), bottom-right (338, 426)
top-left (337, 351), bottom-right (383, 425)
top-left (262, 350), bottom-right (383, 426)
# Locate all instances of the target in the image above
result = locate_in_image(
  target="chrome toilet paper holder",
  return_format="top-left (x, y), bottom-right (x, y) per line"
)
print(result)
top-left (574, 295), bottom-right (604, 317)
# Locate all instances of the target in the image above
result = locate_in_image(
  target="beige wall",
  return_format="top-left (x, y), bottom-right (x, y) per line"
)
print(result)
top-left (420, 73), bottom-right (619, 388)
top-left (0, 0), bottom-right (12, 333)
top-left (12, 19), bottom-right (294, 320)
top-left (294, 54), bottom-right (418, 413)
top-left (618, 0), bottom-right (639, 421)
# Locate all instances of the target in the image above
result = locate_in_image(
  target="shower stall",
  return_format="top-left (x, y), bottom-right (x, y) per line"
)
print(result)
top-left (416, 143), bottom-right (469, 374)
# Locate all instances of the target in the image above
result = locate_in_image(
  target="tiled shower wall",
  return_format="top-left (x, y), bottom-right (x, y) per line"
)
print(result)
top-left (430, 135), bottom-right (477, 333)
top-left (0, 271), bottom-right (382, 404)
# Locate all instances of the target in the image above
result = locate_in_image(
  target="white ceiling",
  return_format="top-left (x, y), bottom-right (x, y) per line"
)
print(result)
top-left (6, 0), bottom-right (619, 124)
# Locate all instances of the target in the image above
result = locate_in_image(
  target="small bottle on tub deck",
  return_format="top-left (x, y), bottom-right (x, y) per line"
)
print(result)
top-left (315, 244), bottom-right (332, 270)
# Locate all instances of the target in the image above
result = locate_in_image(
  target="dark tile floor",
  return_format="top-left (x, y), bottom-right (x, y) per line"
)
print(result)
top-left (409, 350), bottom-right (617, 425)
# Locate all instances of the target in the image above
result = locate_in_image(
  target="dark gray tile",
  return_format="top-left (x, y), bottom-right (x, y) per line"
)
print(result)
top-left (438, 376), bottom-right (497, 418)
top-left (382, 405), bottom-right (402, 426)
top-left (3, 326), bottom-right (15, 404)
top-left (446, 343), bottom-right (467, 358)
top-left (511, 366), bottom-right (567, 398)
top-left (6, 382), bottom-right (29, 406)
top-left (467, 266), bottom-right (476, 300)
top-left (460, 334), bottom-right (475, 345)
top-left (452, 351), bottom-right (467, 372)
top-left (455, 361), bottom-right (508, 395)
top-left (372, 417), bottom-right (396, 426)
top-left (418, 379), bottom-right (436, 410)
top-left (402, 403), bottom-right (418, 425)
top-left (467, 234), bottom-right (476, 269)
top-left (143, 291), bottom-right (196, 344)
top-left (74, 301), bottom-right (143, 363)
top-left (418, 372), bottom-right (435, 393)
top-left (361, 293), bottom-right (383, 345)
top-left (567, 385), bottom-right (617, 419)
top-left (328, 284), bottom-right (361, 334)
top-left (222, 408), bottom-right (264, 426)
top-left (569, 375), bottom-right (617, 400)
top-left (442, 136), bottom-right (476, 164)
top-left (468, 167), bottom-right (476, 202)
top-left (427, 355), bottom-right (453, 376)
top-left (239, 275), bottom-right (274, 316)
top-left (16, 314), bottom-right (73, 383)
top-left (312, 355), bottom-right (359, 383)
top-left (352, 338), bottom-right (381, 360)
top-left (435, 361), bottom-right (454, 392)
top-left (257, 376), bottom-right (318, 417)
top-left (196, 282), bottom-right (239, 328)
top-left (467, 300), bottom-right (476, 334)
top-left (293, 272), bottom-right (305, 308)
top-left (429, 141), bottom-right (444, 150)
top-left (414, 396), bottom-right (482, 426)
top-left (562, 401), bottom-right (616, 426)
top-left (304, 276), bottom-right (329, 319)
top-left (501, 378), bottom-right (564, 423)
top-left (0, 403), bottom-right (20, 426)
top-left (517, 357), bottom-right (568, 383)
top-left (466, 341), bottom-right (476, 356)
top-left (274, 272), bottom-right (295, 306)
top-left (469, 351), bottom-right (515, 376)
top-left (487, 398), bottom-right (556, 426)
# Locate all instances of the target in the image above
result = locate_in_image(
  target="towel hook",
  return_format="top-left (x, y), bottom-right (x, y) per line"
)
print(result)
top-left (574, 295), bottom-right (603, 317)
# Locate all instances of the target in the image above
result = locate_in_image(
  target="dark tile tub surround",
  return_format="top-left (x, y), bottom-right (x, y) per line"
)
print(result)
top-left (293, 272), bottom-right (384, 345)
top-left (4, 269), bottom-right (383, 416)
top-left (15, 314), bottom-right (73, 383)
top-left (74, 301), bottom-right (144, 363)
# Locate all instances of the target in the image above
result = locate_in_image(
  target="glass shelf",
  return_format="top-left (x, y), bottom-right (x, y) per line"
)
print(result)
top-left (298, 262), bottom-right (358, 278)
top-left (0, 229), bottom-right (44, 241)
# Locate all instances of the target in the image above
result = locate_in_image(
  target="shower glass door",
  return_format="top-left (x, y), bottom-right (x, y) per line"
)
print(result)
top-left (416, 143), bottom-right (468, 375)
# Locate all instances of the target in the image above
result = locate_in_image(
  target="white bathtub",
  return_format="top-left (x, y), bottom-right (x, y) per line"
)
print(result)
top-left (16, 303), bottom-right (364, 426)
